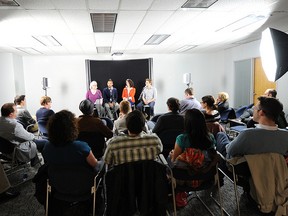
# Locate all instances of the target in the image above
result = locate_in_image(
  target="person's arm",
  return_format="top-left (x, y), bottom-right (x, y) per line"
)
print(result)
top-left (102, 89), bottom-right (108, 103)
top-left (23, 110), bottom-right (36, 125)
top-left (98, 121), bottom-right (113, 138)
top-left (170, 143), bottom-right (182, 162)
top-left (14, 122), bottom-right (35, 141)
top-left (130, 88), bottom-right (136, 102)
top-left (152, 116), bottom-right (163, 134)
top-left (86, 151), bottom-right (98, 168)
top-left (85, 90), bottom-right (90, 100)
top-left (122, 88), bottom-right (127, 100)
top-left (226, 131), bottom-right (248, 159)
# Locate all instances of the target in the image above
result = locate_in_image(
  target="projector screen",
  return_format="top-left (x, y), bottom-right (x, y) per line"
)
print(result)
top-left (86, 58), bottom-right (153, 103)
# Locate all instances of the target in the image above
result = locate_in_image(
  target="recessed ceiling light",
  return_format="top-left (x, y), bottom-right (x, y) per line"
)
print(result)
top-left (144, 34), bottom-right (170, 45)
top-left (16, 47), bottom-right (42, 55)
top-left (181, 0), bottom-right (218, 8)
top-left (174, 45), bottom-right (197, 53)
top-left (97, 47), bottom-right (111, 53)
top-left (32, 35), bottom-right (62, 46)
top-left (0, 0), bottom-right (19, 6)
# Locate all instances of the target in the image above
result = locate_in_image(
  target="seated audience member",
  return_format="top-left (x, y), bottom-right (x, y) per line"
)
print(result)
top-left (0, 163), bottom-right (20, 201)
top-left (152, 97), bottom-right (184, 135)
top-left (216, 92), bottom-right (229, 114)
top-left (122, 79), bottom-right (136, 106)
top-left (217, 96), bottom-right (288, 159)
top-left (43, 110), bottom-right (100, 169)
top-left (113, 100), bottom-right (131, 135)
top-left (179, 87), bottom-right (201, 114)
top-left (103, 79), bottom-right (119, 120)
top-left (136, 78), bottom-right (157, 117)
top-left (14, 95), bottom-right (37, 132)
top-left (201, 95), bottom-right (220, 123)
top-left (86, 80), bottom-right (105, 117)
top-left (169, 109), bottom-right (216, 162)
top-left (36, 96), bottom-right (55, 125)
top-left (103, 110), bottom-right (162, 167)
top-left (77, 99), bottom-right (112, 138)
top-left (0, 103), bottom-right (47, 164)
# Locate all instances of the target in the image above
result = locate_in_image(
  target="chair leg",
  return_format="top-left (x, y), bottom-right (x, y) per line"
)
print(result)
top-left (46, 179), bottom-right (51, 216)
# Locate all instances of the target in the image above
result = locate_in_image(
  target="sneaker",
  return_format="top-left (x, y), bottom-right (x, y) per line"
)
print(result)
top-left (175, 192), bottom-right (188, 208)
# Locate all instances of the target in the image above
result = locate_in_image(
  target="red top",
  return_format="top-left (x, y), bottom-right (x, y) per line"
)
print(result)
top-left (122, 87), bottom-right (136, 103)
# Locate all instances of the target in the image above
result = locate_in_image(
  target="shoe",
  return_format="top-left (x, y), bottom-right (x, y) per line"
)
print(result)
top-left (0, 189), bottom-right (20, 202)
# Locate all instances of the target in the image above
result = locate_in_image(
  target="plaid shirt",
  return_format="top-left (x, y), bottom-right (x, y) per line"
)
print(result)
top-left (103, 132), bottom-right (163, 166)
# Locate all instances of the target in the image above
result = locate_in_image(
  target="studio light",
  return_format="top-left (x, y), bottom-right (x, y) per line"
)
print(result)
top-left (260, 28), bottom-right (288, 82)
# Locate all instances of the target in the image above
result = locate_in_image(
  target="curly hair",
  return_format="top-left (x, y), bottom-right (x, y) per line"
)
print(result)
top-left (47, 110), bottom-right (78, 146)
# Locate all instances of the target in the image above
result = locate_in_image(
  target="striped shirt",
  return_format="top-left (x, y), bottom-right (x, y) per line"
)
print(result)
top-left (103, 132), bottom-right (163, 166)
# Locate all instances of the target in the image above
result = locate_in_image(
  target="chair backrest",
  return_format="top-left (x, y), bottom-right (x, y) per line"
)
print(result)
top-left (206, 122), bottom-right (226, 137)
top-left (235, 105), bottom-right (249, 119)
top-left (77, 131), bottom-right (106, 159)
top-left (48, 165), bottom-right (96, 202)
top-left (150, 114), bottom-right (163, 123)
top-left (104, 160), bottom-right (169, 216)
top-left (157, 129), bottom-right (183, 158)
top-left (0, 136), bottom-right (15, 154)
top-left (220, 108), bottom-right (236, 122)
top-left (37, 120), bottom-right (48, 137)
top-left (100, 117), bottom-right (113, 130)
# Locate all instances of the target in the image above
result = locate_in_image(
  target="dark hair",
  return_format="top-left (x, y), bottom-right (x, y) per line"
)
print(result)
top-left (47, 110), bottom-right (78, 146)
top-left (258, 96), bottom-right (283, 122)
top-left (166, 97), bottom-right (180, 113)
top-left (126, 110), bottom-right (145, 134)
top-left (202, 95), bottom-right (217, 110)
top-left (184, 109), bottom-right (212, 150)
top-left (184, 88), bottom-right (193, 96)
top-left (79, 99), bottom-right (94, 115)
top-left (14, 95), bottom-right (25, 105)
top-left (1, 103), bottom-right (15, 117)
top-left (126, 79), bottom-right (134, 87)
top-left (267, 89), bottom-right (277, 98)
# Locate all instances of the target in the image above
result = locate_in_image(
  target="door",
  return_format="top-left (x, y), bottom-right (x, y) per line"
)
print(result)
top-left (253, 58), bottom-right (276, 104)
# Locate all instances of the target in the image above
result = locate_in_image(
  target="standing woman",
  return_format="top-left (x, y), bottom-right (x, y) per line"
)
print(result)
top-left (86, 81), bottom-right (104, 117)
top-left (122, 79), bottom-right (136, 106)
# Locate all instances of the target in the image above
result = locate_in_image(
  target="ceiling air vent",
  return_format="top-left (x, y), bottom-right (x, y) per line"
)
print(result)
top-left (0, 0), bottom-right (19, 6)
top-left (181, 0), bottom-right (218, 8)
top-left (96, 47), bottom-right (111, 54)
top-left (90, 13), bottom-right (117, 33)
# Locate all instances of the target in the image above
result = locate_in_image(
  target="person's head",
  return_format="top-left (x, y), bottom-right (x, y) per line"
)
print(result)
top-left (107, 79), bottom-right (113, 88)
top-left (47, 110), bottom-right (78, 146)
top-left (1, 103), bottom-right (17, 118)
top-left (119, 100), bottom-right (131, 115)
top-left (184, 109), bottom-right (210, 149)
top-left (217, 92), bottom-right (229, 102)
top-left (90, 81), bottom-right (98, 90)
top-left (145, 78), bottom-right (152, 87)
top-left (126, 79), bottom-right (134, 88)
top-left (166, 97), bottom-right (180, 113)
top-left (79, 99), bottom-right (94, 116)
top-left (126, 110), bottom-right (145, 134)
top-left (253, 96), bottom-right (283, 123)
top-left (14, 95), bottom-right (26, 106)
top-left (184, 88), bottom-right (194, 98)
top-left (40, 96), bottom-right (52, 109)
top-left (264, 89), bottom-right (277, 98)
top-left (201, 95), bottom-right (216, 110)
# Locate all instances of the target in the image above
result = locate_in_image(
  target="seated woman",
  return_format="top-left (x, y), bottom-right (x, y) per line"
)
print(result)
top-left (86, 81), bottom-right (105, 117)
top-left (122, 79), bottom-right (136, 106)
top-left (201, 95), bottom-right (220, 123)
top-left (216, 92), bottom-right (229, 114)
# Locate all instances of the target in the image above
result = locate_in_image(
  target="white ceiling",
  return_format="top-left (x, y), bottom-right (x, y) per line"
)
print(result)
top-left (0, 0), bottom-right (288, 56)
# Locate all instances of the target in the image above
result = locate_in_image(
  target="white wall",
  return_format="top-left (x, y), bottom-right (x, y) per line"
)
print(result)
top-left (22, 53), bottom-right (227, 117)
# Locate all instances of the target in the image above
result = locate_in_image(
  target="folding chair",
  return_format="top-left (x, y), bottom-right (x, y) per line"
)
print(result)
top-left (103, 159), bottom-right (176, 216)
top-left (45, 165), bottom-right (102, 216)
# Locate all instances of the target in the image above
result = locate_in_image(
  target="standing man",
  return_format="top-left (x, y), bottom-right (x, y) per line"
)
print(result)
top-left (136, 78), bottom-right (157, 117)
top-left (103, 79), bottom-right (119, 120)
top-left (179, 87), bottom-right (202, 115)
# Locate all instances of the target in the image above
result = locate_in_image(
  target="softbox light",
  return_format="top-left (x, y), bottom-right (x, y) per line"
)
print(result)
top-left (260, 28), bottom-right (288, 82)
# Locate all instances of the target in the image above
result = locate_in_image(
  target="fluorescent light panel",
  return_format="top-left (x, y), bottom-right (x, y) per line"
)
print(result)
top-left (0, 0), bottom-right (19, 6)
top-left (216, 15), bottom-right (267, 32)
top-left (96, 46), bottom-right (111, 53)
top-left (174, 45), bottom-right (197, 53)
top-left (181, 0), bottom-right (218, 8)
top-left (33, 35), bottom-right (62, 46)
top-left (145, 34), bottom-right (170, 45)
top-left (16, 47), bottom-right (42, 55)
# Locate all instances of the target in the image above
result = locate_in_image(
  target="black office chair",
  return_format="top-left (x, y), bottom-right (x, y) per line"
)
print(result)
top-left (157, 129), bottom-right (183, 158)
top-left (100, 117), bottom-right (114, 130)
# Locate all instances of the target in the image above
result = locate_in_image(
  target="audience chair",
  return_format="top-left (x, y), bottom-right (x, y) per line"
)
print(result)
top-left (219, 108), bottom-right (236, 131)
top-left (150, 113), bottom-right (163, 123)
top-left (157, 129), bottom-right (183, 158)
top-left (103, 159), bottom-right (176, 216)
top-left (100, 117), bottom-right (114, 130)
top-left (37, 120), bottom-right (48, 138)
top-left (171, 151), bottom-right (224, 216)
top-left (45, 165), bottom-right (100, 216)
top-left (77, 131), bottom-right (106, 160)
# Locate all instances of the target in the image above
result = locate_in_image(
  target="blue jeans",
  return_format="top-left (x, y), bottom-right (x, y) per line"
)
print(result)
top-left (136, 101), bottom-right (155, 116)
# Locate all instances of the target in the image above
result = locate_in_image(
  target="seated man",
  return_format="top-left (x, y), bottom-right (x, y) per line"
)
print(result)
top-left (103, 110), bottom-right (163, 167)
top-left (136, 78), bottom-right (157, 117)
top-left (14, 95), bottom-right (37, 132)
top-left (103, 79), bottom-right (119, 120)
top-left (0, 103), bottom-right (47, 164)
top-left (179, 87), bottom-right (201, 115)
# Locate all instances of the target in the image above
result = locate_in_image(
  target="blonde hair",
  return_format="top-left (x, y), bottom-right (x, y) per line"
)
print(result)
top-left (218, 92), bottom-right (229, 101)
top-left (119, 100), bottom-right (131, 114)
top-left (90, 81), bottom-right (97, 89)
top-left (40, 96), bottom-right (52, 106)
